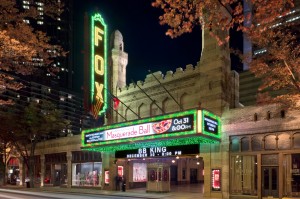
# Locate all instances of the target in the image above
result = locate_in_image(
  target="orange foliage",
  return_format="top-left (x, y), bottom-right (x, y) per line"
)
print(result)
top-left (152, 0), bottom-right (299, 107)
top-left (0, 0), bottom-right (64, 105)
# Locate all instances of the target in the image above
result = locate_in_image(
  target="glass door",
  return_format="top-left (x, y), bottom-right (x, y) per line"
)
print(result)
top-left (262, 167), bottom-right (278, 198)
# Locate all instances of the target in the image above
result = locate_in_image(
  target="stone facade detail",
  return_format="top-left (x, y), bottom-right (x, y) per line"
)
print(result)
top-left (110, 30), bottom-right (128, 93)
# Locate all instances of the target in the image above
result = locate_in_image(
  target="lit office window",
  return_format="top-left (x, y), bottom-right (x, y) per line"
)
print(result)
top-left (23, 19), bottom-right (30, 24)
top-left (23, 5), bottom-right (29, 9)
top-left (286, 16), bottom-right (300, 23)
top-left (37, 21), bottom-right (43, 25)
top-left (36, 2), bottom-right (44, 6)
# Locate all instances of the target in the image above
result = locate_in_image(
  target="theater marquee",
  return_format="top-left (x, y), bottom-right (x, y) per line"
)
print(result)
top-left (84, 114), bottom-right (194, 144)
top-left (81, 109), bottom-right (221, 151)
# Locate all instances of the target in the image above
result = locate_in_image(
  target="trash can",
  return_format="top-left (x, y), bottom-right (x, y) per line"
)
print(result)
top-left (122, 183), bottom-right (126, 192)
top-left (26, 181), bottom-right (30, 188)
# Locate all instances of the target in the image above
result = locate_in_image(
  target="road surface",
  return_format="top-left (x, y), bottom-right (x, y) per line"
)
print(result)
top-left (0, 189), bottom-right (148, 199)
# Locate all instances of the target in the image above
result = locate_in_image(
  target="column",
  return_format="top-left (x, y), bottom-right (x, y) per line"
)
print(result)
top-left (67, 151), bottom-right (72, 188)
top-left (221, 137), bottom-right (230, 199)
top-left (19, 157), bottom-right (24, 186)
top-left (186, 159), bottom-right (191, 184)
top-left (279, 153), bottom-right (283, 199)
top-left (40, 154), bottom-right (45, 187)
top-left (257, 154), bottom-right (262, 199)
top-left (201, 143), bottom-right (212, 197)
top-left (101, 152), bottom-right (116, 190)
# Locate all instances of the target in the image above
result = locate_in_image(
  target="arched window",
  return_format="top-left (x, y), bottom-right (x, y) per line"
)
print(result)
top-left (230, 137), bottom-right (240, 152)
top-left (254, 113), bottom-right (258, 121)
top-left (209, 81), bottom-right (212, 90)
top-left (280, 110), bottom-right (285, 118)
top-left (138, 103), bottom-right (148, 118)
top-left (150, 102), bottom-right (161, 116)
top-left (293, 132), bottom-right (300, 149)
top-left (163, 98), bottom-right (176, 113)
top-left (267, 111), bottom-right (271, 120)
top-left (278, 133), bottom-right (290, 150)
top-left (264, 134), bottom-right (277, 150)
top-left (180, 93), bottom-right (190, 110)
top-left (125, 106), bottom-right (136, 121)
top-left (252, 135), bottom-right (263, 151)
top-left (241, 137), bottom-right (250, 152)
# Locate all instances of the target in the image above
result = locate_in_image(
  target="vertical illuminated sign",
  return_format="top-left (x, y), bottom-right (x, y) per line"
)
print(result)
top-left (211, 169), bottom-right (221, 191)
top-left (104, 170), bottom-right (110, 184)
top-left (196, 110), bottom-right (221, 139)
top-left (91, 13), bottom-right (107, 118)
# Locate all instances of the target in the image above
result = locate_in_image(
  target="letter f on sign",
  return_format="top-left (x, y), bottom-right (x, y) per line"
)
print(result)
top-left (95, 27), bottom-right (104, 46)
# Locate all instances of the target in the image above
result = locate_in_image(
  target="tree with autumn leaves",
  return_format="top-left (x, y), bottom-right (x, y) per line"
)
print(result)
top-left (0, 0), bottom-right (67, 186)
top-left (0, 0), bottom-right (64, 105)
top-left (152, 0), bottom-right (300, 107)
top-left (0, 100), bottom-right (70, 187)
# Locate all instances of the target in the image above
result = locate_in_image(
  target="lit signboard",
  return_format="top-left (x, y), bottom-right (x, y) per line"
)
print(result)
top-left (104, 170), bottom-right (109, 184)
top-left (211, 169), bottom-right (221, 191)
top-left (115, 144), bottom-right (199, 158)
top-left (204, 115), bottom-right (219, 135)
top-left (84, 114), bottom-right (193, 144)
top-left (198, 110), bottom-right (221, 138)
top-left (90, 13), bottom-right (108, 118)
top-left (81, 109), bottom-right (221, 150)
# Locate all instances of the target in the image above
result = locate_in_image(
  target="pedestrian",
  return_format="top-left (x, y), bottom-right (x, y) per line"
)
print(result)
top-left (121, 176), bottom-right (126, 192)
top-left (115, 175), bottom-right (119, 190)
top-left (119, 176), bottom-right (123, 191)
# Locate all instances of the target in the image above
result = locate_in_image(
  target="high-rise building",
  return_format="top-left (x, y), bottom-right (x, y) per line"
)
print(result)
top-left (242, 0), bottom-right (300, 71)
top-left (18, 0), bottom-right (74, 90)
top-left (0, 71), bottom-right (95, 136)
top-left (0, 1), bottom-right (96, 135)
top-left (239, 0), bottom-right (300, 105)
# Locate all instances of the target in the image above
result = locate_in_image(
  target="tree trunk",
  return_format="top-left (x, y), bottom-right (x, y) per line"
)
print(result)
top-left (0, 157), bottom-right (6, 186)
top-left (1, 143), bottom-right (8, 186)
top-left (29, 141), bottom-right (37, 188)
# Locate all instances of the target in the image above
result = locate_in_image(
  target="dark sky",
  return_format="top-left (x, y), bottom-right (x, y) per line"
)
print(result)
top-left (73, 0), bottom-right (202, 90)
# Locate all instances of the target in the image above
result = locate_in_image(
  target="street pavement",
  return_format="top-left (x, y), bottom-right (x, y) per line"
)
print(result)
top-left (1, 183), bottom-right (221, 199)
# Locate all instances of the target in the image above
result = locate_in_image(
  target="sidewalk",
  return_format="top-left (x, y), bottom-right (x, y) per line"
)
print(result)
top-left (1, 184), bottom-right (220, 199)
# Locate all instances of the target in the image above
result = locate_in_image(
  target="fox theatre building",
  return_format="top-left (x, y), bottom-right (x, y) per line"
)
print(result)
top-left (81, 109), bottom-right (222, 193)
top-left (81, 10), bottom-right (230, 198)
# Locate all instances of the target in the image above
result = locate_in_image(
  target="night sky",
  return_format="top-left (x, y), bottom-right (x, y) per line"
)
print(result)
top-left (73, 0), bottom-right (202, 91)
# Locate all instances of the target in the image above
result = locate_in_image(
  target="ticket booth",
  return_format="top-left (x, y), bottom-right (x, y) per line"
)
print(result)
top-left (147, 163), bottom-right (170, 193)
